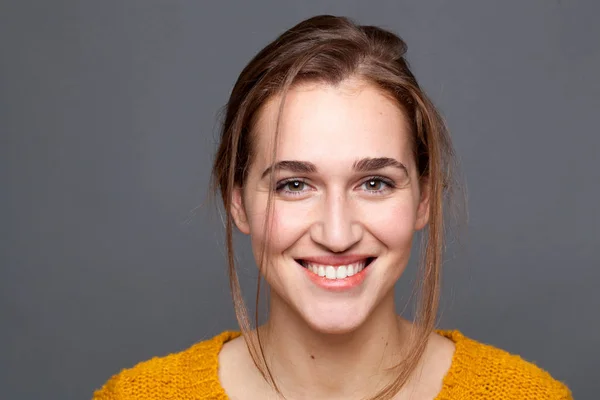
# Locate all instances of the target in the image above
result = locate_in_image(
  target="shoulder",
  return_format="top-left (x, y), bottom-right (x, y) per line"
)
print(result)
top-left (92, 331), bottom-right (241, 400)
top-left (437, 330), bottom-right (573, 400)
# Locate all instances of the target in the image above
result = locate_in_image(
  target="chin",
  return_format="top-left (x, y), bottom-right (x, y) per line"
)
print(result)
top-left (298, 301), bottom-right (372, 335)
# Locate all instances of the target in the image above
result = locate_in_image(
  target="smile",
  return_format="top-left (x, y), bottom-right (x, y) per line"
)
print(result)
top-left (297, 258), bottom-right (376, 280)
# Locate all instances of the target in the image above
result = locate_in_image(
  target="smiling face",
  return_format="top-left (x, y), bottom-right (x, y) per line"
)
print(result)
top-left (231, 78), bottom-right (430, 334)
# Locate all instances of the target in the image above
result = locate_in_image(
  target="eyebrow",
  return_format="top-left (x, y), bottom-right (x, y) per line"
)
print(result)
top-left (261, 157), bottom-right (408, 179)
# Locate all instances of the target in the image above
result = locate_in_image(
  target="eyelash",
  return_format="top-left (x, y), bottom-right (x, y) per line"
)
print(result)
top-left (275, 176), bottom-right (396, 196)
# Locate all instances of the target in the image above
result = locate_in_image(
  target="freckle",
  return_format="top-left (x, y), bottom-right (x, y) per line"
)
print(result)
top-left (310, 355), bottom-right (315, 359)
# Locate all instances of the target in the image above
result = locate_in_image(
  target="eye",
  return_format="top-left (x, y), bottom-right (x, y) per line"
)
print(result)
top-left (275, 179), bottom-right (309, 195)
top-left (285, 180), bottom-right (305, 192)
top-left (360, 177), bottom-right (395, 193)
top-left (364, 179), bottom-right (385, 191)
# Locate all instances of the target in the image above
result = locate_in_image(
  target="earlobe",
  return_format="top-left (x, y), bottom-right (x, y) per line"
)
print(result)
top-left (415, 177), bottom-right (430, 231)
top-left (231, 186), bottom-right (251, 235)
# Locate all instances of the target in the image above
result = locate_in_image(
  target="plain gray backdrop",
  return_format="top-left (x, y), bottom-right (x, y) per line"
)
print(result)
top-left (1, 1), bottom-right (598, 399)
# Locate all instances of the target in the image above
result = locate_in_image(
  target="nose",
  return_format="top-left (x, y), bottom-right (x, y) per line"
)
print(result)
top-left (309, 191), bottom-right (363, 253)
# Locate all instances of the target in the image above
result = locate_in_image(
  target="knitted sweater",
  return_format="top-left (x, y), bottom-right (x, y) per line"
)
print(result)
top-left (92, 330), bottom-right (572, 399)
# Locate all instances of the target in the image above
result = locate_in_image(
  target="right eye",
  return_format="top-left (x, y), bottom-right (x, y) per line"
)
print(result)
top-left (275, 179), bottom-right (309, 195)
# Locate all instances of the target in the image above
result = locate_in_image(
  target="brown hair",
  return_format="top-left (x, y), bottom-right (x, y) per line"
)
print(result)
top-left (211, 15), bottom-right (460, 400)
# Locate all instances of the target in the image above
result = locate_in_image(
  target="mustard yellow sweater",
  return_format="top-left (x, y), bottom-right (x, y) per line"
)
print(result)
top-left (93, 330), bottom-right (572, 399)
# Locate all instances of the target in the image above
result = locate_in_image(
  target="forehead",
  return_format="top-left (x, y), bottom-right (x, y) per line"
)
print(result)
top-left (252, 79), bottom-right (413, 166)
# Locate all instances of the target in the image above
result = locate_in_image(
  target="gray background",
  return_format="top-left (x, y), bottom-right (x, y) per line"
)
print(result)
top-left (1, 1), bottom-right (598, 399)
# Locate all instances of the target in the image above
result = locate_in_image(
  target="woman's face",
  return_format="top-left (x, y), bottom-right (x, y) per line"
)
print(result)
top-left (232, 78), bottom-right (429, 334)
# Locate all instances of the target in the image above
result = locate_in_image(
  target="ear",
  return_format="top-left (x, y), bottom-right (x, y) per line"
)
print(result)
top-left (414, 177), bottom-right (430, 231)
top-left (231, 186), bottom-right (251, 235)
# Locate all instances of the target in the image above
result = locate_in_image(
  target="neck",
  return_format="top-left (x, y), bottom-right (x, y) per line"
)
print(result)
top-left (257, 291), bottom-right (413, 400)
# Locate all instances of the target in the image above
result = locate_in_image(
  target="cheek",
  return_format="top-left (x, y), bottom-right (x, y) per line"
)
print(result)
top-left (248, 201), bottom-right (311, 253)
top-left (362, 199), bottom-right (417, 248)
top-left (271, 202), bottom-right (314, 249)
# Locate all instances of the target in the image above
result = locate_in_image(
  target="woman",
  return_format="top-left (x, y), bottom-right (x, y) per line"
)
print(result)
top-left (93, 15), bottom-right (572, 400)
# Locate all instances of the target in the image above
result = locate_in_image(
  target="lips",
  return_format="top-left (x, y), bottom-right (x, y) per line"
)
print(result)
top-left (296, 257), bottom-right (375, 291)
top-left (296, 254), bottom-right (376, 266)
top-left (296, 257), bottom-right (376, 280)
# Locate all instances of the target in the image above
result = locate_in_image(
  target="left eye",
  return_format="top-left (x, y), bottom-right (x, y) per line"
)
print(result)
top-left (362, 178), bottom-right (388, 191)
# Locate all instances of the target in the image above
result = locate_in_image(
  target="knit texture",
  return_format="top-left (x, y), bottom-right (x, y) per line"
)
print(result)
top-left (92, 330), bottom-right (572, 399)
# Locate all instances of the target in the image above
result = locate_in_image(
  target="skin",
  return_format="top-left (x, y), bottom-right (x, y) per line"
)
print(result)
top-left (219, 78), bottom-right (455, 400)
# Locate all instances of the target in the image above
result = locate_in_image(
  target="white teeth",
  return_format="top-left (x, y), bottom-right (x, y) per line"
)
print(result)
top-left (303, 260), bottom-right (369, 280)
top-left (325, 266), bottom-right (336, 279)
top-left (336, 266), bottom-right (347, 279)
